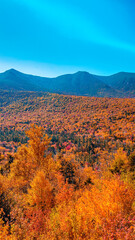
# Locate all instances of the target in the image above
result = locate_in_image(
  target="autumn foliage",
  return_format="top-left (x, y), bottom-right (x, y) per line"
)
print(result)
top-left (0, 92), bottom-right (135, 239)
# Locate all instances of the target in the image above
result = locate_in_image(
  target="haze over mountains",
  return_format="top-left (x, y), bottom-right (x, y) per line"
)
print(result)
top-left (0, 68), bottom-right (135, 98)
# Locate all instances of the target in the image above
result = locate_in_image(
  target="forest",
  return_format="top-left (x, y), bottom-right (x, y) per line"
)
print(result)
top-left (0, 90), bottom-right (135, 239)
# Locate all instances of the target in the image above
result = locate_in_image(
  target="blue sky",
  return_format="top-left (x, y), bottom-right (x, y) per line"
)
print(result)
top-left (0, 0), bottom-right (135, 77)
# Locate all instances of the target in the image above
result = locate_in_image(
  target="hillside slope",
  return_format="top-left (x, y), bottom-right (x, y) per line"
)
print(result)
top-left (97, 72), bottom-right (135, 96)
top-left (0, 69), bottom-right (135, 97)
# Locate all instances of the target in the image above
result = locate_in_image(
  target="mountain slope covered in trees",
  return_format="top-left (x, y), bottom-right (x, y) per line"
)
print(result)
top-left (98, 72), bottom-right (135, 95)
top-left (0, 69), bottom-right (135, 97)
top-left (0, 91), bottom-right (135, 239)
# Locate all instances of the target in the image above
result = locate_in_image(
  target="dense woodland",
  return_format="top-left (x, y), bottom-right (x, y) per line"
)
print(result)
top-left (0, 90), bottom-right (135, 239)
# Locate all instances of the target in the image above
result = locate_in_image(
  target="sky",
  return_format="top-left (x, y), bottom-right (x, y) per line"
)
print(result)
top-left (0, 0), bottom-right (135, 77)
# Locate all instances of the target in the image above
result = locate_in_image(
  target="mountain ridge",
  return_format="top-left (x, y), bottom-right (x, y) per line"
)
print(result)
top-left (0, 69), bottom-right (135, 98)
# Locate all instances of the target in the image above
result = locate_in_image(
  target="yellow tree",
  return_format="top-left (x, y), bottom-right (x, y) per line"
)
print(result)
top-left (27, 170), bottom-right (54, 211)
top-left (9, 124), bottom-right (53, 192)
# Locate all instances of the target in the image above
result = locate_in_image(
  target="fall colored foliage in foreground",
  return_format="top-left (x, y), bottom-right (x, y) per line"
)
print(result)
top-left (0, 124), bottom-right (135, 240)
top-left (0, 92), bottom-right (135, 239)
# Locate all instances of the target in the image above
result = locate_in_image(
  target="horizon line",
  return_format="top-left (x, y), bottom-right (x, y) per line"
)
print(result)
top-left (1, 68), bottom-right (135, 78)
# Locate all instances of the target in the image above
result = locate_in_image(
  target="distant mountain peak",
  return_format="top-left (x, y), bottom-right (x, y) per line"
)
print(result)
top-left (9, 68), bottom-right (16, 71)
top-left (75, 71), bottom-right (90, 76)
top-left (0, 69), bottom-right (135, 97)
top-left (4, 68), bottom-right (19, 74)
top-left (8, 68), bottom-right (17, 72)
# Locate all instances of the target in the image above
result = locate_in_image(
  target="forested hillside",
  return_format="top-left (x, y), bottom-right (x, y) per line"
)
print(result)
top-left (0, 91), bottom-right (135, 239)
top-left (1, 69), bottom-right (135, 97)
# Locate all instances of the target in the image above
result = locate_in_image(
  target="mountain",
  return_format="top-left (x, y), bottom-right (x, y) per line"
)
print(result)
top-left (0, 68), bottom-right (134, 97)
top-left (0, 68), bottom-right (49, 91)
top-left (96, 72), bottom-right (135, 96)
top-left (47, 71), bottom-right (118, 97)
